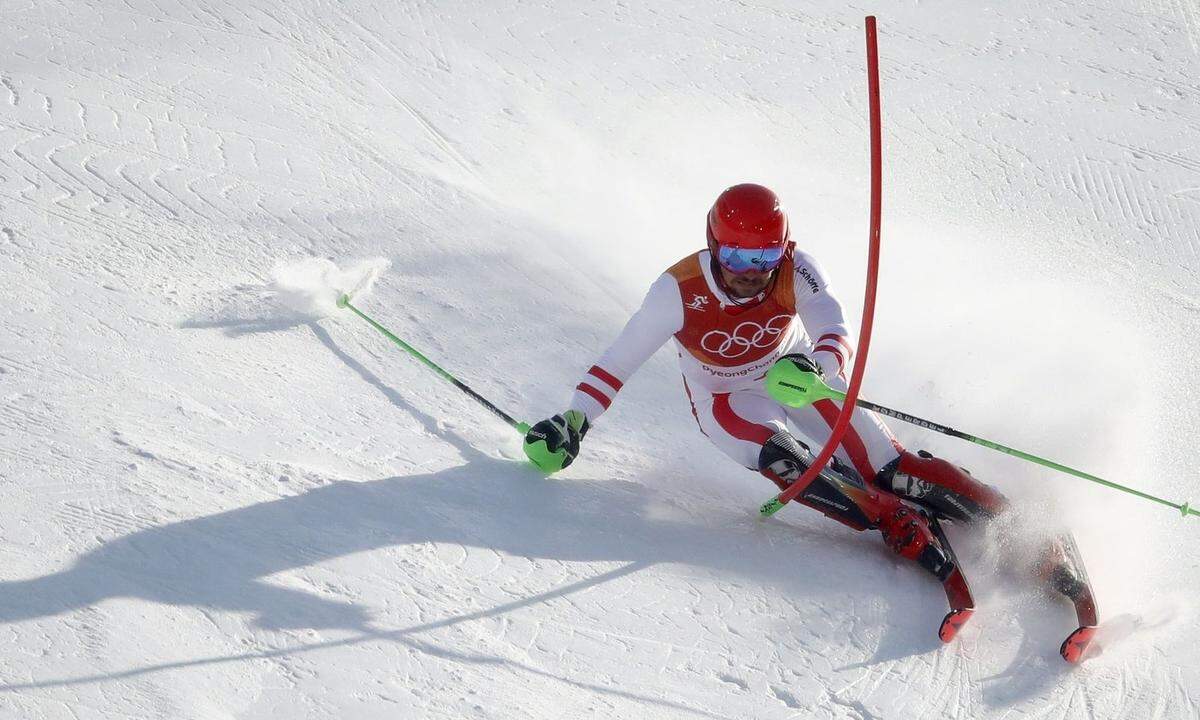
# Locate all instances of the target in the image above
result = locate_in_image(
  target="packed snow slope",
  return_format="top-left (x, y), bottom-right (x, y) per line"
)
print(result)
top-left (2, 2), bottom-right (1199, 718)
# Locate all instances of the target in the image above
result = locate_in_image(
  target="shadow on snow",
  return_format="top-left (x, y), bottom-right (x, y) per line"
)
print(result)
top-left (0, 321), bottom-right (948, 704)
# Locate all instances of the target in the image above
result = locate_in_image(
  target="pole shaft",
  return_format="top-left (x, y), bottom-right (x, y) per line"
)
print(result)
top-left (853, 397), bottom-right (955, 437)
top-left (964, 435), bottom-right (1189, 513)
top-left (342, 298), bottom-right (529, 432)
top-left (343, 301), bottom-right (455, 383)
top-left (853, 396), bottom-right (1196, 517)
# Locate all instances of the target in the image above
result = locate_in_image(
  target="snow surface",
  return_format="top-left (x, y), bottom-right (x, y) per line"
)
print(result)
top-left (2, 1), bottom-right (1199, 718)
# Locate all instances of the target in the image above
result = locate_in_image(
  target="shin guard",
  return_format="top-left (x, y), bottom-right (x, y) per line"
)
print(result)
top-left (758, 431), bottom-right (875, 530)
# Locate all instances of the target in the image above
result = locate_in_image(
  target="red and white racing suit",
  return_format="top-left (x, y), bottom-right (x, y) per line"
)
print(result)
top-left (569, 244), bottom-right (903, 482)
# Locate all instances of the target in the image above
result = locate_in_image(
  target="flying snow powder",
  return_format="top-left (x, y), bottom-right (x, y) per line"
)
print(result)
top-left (270, 257), bottom-right (390, 318)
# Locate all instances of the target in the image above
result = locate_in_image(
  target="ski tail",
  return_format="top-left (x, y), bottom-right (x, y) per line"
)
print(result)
top-left (929, 516), bottom-right (975, 643)
top-left (1061, 625), bottom-right (1098, 663)
top-left (938, 570), bottom-right (974, 642)
top-left (1039, 532), bottom-right (1100, 663)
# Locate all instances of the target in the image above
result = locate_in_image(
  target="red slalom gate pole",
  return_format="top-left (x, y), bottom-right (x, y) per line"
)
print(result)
top-left (761, 16), bottom-right (884, 517)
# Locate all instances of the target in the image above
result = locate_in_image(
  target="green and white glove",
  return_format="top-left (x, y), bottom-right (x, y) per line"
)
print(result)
top-left (778, 353), bottom-right (824, 378)
top-left (523, 410), bottom-right (590, 473)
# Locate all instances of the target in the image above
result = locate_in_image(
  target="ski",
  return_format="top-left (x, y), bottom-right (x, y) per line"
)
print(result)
top-left (1038, 532), bottom-right (1099, 663)
top-left (929, 516), bottom-right (975, 642)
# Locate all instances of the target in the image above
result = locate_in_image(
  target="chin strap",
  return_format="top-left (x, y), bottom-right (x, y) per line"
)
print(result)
top-left (708, 254), bottom-right (778, 311)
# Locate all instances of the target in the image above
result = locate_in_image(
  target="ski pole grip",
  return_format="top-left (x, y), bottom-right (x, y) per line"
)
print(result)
top-left (765, 360), bottom-right (847, 408)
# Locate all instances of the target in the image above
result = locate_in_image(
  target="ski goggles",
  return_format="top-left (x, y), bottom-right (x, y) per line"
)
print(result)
top-left (716, 245), bottom-right (785, 274)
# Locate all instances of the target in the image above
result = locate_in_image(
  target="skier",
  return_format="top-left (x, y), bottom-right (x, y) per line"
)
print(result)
top-left (523, 183), bottom-right (1012, 582)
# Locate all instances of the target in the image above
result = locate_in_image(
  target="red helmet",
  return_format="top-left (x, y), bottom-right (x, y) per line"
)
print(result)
top-left (706, 183), bottom-right (789, 250)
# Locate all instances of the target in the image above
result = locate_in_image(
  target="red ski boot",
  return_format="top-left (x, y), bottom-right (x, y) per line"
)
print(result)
top-left (878, 496), bottom-right (975, 642)
top-left (875, 450), bottom-right (1009, 523)
top-left (877, 496), bottom-right (952, 580)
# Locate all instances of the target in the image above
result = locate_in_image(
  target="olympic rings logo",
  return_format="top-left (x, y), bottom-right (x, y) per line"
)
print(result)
top-left (700, 315), bottom-right (793, 359)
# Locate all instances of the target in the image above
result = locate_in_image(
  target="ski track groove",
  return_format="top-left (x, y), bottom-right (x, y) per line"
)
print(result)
top-left (0, 118), bottom-right (311, 208)
top-left (413, 0), bottom-right (452, 72)
top-left (1101, 165), bottom-right (1136, 227)
top-left (1082, 59), bottom-right (1200, 96)
top-left (1146, 0), bottom-right (1200, 52)
top-left (337, 11), bottom-right (482, 184)
top-left (56, 503), bottom-right (160, 538)
top-left (0, 76), bottom-right (19, 106)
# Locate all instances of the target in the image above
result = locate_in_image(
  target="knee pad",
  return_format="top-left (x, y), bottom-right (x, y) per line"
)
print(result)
top-left (758, 431), bottom-right (864, 484)
top-left (757, 431), bottom-right (811, 487)
top-left (758, 431), bottom-right (873, 530)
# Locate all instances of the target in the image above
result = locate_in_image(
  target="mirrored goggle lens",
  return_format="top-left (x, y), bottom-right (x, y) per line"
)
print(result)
top-left (717, 246), bottom-right (784, 274)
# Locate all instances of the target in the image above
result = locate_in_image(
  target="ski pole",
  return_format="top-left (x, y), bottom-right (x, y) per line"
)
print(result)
top-left (336, 294), bottom-right (531, 434)
top-left (765, 361), bottom-right (1200, 519)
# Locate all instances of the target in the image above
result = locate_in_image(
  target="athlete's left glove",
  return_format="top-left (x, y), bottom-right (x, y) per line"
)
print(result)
top-left (523, 410), bottom-right (590, 473)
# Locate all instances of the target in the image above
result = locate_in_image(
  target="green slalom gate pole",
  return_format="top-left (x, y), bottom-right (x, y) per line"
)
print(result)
top-left (337, 294), bottom-right (531, 435)
top-left (764, 360), bottom-right (1200, 519)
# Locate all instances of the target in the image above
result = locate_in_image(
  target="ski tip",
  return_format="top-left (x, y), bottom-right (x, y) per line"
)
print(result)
top-left (1060, 625), bottom-right (1099, 664)
top-left (939, 608), bottom-right (974, 643)
top-left (336, 293), bottom-right (351, 309)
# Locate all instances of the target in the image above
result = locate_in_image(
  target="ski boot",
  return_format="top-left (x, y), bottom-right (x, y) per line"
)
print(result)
top-left (758, 431), bottom-right (975, 641)
top-left (874, 450), bottom-right (1009, 523)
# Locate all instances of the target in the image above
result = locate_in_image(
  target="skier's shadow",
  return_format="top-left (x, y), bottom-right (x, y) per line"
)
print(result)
top-left (0, 455), bottom-right (702, 631)
top-left (0, 440), bottom-right (882, 697)
top-left (0, 322), bottom-right (937, 695)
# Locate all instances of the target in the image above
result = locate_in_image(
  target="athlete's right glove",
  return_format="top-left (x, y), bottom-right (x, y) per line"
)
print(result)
top-left (523, 410), bottom-right (590, 473)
